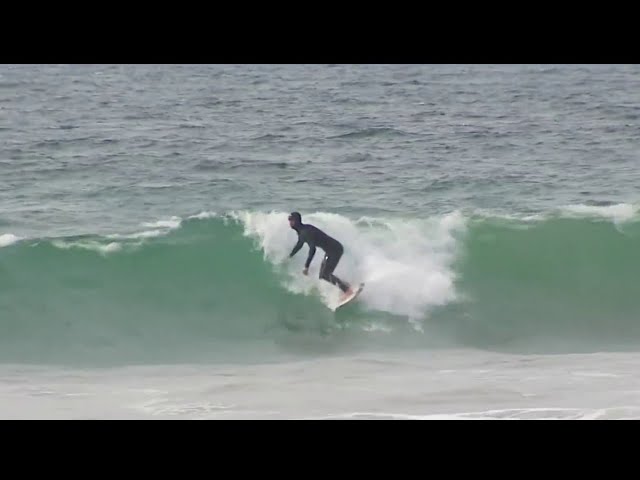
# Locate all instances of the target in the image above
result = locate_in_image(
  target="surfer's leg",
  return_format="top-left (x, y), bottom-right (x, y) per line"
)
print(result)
top-left (319, 254), bottom-right (328, 278)
top-left (319, 254), bottom-right (330, 281)
top-left (332, 273), bottom-right (351, 294)
top-left (320, 250), bottom-right (350, 294)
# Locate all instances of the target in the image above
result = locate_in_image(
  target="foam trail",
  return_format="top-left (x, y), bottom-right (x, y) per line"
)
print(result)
top-left (0, 233), bottom-right (20, 247)
top-left (235, 211), bottom-right (465, 317)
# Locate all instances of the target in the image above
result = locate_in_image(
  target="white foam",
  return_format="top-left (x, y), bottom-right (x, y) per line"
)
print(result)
top-left (234, 210), bottom-right (465, 318)
top-left (141, 216), bottom-right (182, 229)
top-left (52, 240), bottom-right (122, 255)
top-left (321, 407), bottom-right (626, 420)
top-left (188, 211), bottom-right (218, 220)
top-left (471, 209), bottom-right (547, 223)
top-left (469, 205), bottom-right (640, 225)
top-left (559, 203), bottom-right (638, 224)
top-left (107, 229), bottom-right (167, 240)
top-left (105, 215), bottom-right (185, 240)
top-left (317, 412), bottom-right (470, 420)
top-left (0, 233), bottom-right (20, 248)
top-left (362, 323), bottom-right (393, 333)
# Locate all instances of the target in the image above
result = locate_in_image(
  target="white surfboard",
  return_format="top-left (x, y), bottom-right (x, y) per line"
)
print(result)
top-left (334, 283), bottom-right (365, 311)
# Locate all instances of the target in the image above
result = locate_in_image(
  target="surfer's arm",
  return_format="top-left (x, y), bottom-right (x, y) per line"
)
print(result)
top-left (305, 244), bottom-right (316, 269)
top-left (289, 237), bottom-right (304, 258)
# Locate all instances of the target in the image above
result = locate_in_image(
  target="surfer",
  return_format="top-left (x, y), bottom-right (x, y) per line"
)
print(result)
top-left (288, 212), bottom-right (354, 299)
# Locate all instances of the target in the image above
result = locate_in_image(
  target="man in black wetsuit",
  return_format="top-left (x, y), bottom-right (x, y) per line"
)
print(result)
top-left (288, 211), bottom-right (354, 299)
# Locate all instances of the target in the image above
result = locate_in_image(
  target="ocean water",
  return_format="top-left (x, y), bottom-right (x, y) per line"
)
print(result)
top-left (2, 64), bottom-right (640, 419)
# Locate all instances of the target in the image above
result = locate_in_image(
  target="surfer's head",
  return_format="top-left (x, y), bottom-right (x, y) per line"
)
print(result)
top-left (288, 211), bottom-right (302, 228)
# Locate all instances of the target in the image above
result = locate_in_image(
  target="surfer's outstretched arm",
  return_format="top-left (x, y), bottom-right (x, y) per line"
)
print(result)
top-left (305, 244), bottom-right (316, 269)
top-left (289, 237), bottom-right (304, 258)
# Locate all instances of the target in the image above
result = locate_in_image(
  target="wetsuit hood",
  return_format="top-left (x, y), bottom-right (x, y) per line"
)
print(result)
top-left (289, 211), bottom-right (303, 229)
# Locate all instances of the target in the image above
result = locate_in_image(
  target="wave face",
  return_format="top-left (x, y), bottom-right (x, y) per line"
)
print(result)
top-left (2, 206), bottom-right (640, 364)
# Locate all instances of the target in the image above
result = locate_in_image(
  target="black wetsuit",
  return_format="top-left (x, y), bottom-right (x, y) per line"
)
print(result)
top-left (289, 223), bottom-right (350, 293)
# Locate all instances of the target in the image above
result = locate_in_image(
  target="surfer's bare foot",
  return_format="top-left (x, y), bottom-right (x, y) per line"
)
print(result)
top-left (342, 287), bottom-right (354, 299)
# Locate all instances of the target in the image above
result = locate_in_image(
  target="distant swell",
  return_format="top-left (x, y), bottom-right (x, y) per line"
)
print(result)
top-left (2, 206), bottom-right (640, 364)
top-left (331, 127), bottom-right (410, 139)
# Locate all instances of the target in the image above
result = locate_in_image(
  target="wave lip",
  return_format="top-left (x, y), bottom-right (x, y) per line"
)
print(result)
top-left (51, 239), bottom-right (122, 254)
top-left (558, 203), bottom-right (638, 224)
top-left (187, 211), bottom-right (218, 220)
top-left (106, 216), bottom-right (184, 240)
top-left (141, 216), bottom-right (182, 229)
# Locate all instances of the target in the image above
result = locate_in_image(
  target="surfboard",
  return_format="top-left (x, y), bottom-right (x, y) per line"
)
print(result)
top-left (334, 283), bottom-right (364, 311)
